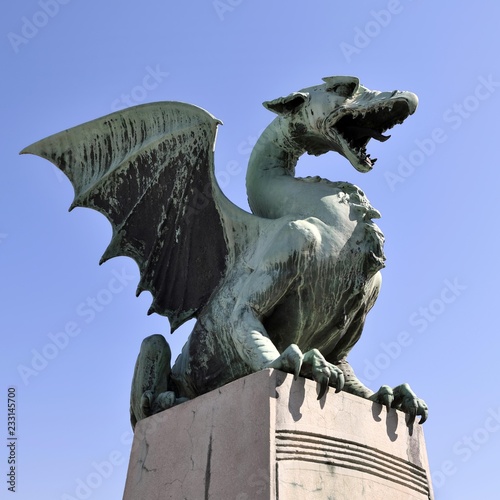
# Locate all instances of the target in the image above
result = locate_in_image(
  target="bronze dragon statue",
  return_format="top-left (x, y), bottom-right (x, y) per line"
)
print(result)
top-left (22, 76), bottom-right (428, 429)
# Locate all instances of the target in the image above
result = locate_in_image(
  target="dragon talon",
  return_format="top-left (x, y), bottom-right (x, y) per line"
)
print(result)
top-left (317, 379), bottom-right (329, 400)
top-left (335, 371), bottom-right (345, 393)
top-left (385, 393), bottom-right (394, 412)
top-left (294, 362), bottom-right (302, 381)
top-left (406, 410), bottom-right (416, 428)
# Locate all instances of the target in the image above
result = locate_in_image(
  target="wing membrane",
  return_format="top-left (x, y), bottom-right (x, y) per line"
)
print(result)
top-left (22, 102), bottom-right (229, 330)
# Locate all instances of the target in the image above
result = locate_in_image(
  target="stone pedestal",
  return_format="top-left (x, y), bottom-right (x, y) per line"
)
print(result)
top-left (123, 369), bottom-right (433, 499)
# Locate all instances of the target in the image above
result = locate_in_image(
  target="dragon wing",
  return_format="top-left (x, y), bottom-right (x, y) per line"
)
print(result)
top-left (21, 102), bottom-right (254, 331)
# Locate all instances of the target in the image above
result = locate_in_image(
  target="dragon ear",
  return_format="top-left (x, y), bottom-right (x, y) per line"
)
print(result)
top-left (263, 92), bottom-right (309, 115)
top-left (322, 76), bottom-right (360, 97)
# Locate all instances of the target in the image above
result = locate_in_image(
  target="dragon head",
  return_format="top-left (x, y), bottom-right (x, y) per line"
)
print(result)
top-left (263, 76), bottom-right (418, 173)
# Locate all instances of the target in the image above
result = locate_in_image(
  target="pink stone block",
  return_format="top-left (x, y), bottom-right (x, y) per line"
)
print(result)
top-left (123, 369), bottom-right (433, 499)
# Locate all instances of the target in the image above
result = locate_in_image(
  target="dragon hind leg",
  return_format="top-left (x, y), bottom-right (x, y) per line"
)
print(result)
top-left (129, 334), bottom-right (187, 430)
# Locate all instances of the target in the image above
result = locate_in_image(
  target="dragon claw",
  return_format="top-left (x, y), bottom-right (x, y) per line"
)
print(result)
top-left (419, 406), bottom-right (429, 425)
top-left (402, 395), bottom-right (428, 426)
top-left (269, 346), bottom-right (345, 398)
top-left (314, 368), bottom-right (344, 399)
top-left (373, 383), bottom-right (428, 427)
top-left (301, 349), bottom-right (345, 398)
top-left (335, 370), bottom-right (345, 393)
top-left (317, 378), bottom-right (329, 400)
top-left (373, 385), bottom-right (394, 412)
top-left (294, 361), bottom-right (302, 381)
top-left (394, 384), bottom-right (428, 426)
top-left (140, 390), bottom-right (154, 417)
top-left (269, 344), bottom-right (304, 380)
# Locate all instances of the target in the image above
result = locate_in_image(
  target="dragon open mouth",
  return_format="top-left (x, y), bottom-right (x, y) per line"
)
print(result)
top-left (329, 97), bottom-right (416, 172)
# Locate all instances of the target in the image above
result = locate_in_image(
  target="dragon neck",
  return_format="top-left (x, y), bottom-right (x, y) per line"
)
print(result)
top-left (245, 114), bottom-right (385, 275)
top-left (246, 118), bottom-right (305, 218)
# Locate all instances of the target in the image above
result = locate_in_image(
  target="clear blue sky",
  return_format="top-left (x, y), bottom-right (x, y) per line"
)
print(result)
top-left (2, 1), bottom-right (500, 499)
